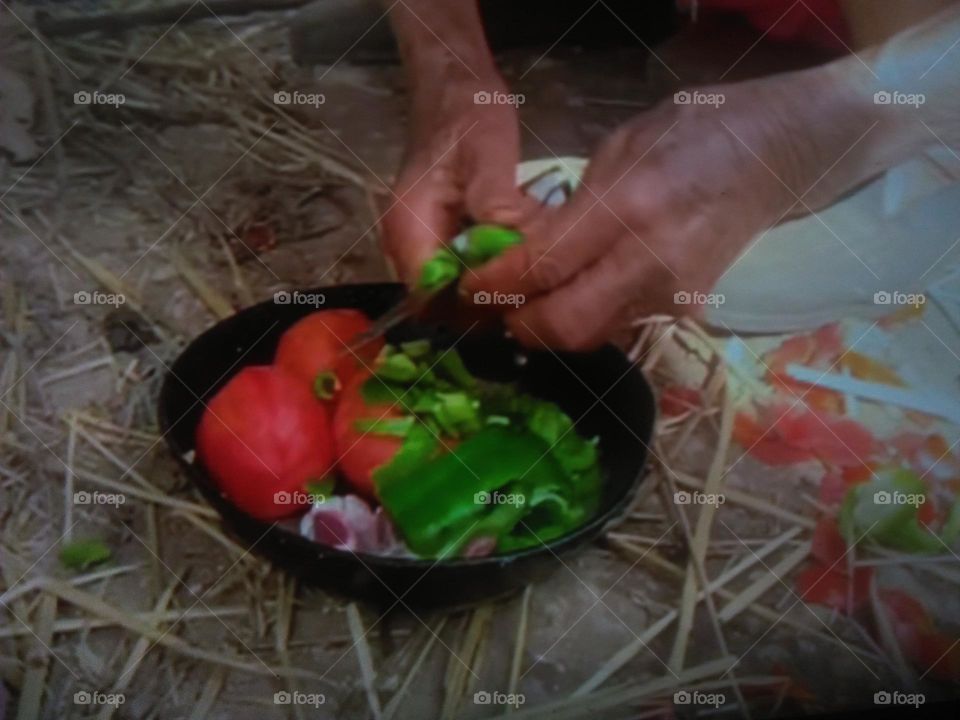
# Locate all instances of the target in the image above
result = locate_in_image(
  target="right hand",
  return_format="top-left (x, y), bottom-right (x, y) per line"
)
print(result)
top-left (381, 67), bottom-right (538, 284)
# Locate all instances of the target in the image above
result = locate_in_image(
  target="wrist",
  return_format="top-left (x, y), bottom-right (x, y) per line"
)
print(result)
top-left (388, 1), bottom-right (498, 86)
top-left (741, 57), bottom-right (915, 212)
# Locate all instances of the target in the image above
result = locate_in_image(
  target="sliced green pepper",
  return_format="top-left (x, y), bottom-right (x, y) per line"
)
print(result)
top-left (417, 248), bottom-right (461, 291)
top-left (375, 427), bottom-right (578, 557)
top-left (416, 225), bottom-right (524, 291)
top-left (452, 224), bottom-right (524, 266)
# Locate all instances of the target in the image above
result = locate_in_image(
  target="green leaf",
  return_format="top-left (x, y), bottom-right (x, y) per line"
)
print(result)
top-left (60, 539), bottom-right (111, 571)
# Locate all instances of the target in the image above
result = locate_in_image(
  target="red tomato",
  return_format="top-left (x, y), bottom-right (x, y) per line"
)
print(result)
top-left (333, 371), bottom-right (404, 498)
top-left (196, 366), bottom-right (334, 521)
top-left (274, 310), bottom-right (384, 397)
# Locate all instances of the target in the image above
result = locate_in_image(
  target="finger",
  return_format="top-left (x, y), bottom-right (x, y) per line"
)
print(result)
top-left (380, 167), bottom-right (460, 285)
top-left (461, 111), bottom-right (530, 222)
top-left (503, 240), bottom-right (651, 351)
top-left (463, 189), bottom-right (622, 298)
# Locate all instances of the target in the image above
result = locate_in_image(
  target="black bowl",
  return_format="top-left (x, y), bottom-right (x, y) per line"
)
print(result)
top-left (158, 283), bottom-right (655, 609)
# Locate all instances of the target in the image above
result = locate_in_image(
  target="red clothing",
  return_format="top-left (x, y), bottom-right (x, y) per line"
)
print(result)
top-left (683, 0), bottom-right (850, 50)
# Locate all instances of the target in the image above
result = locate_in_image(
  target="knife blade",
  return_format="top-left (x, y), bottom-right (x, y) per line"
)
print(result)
top-left (339, 224), bottom-right (524, 358)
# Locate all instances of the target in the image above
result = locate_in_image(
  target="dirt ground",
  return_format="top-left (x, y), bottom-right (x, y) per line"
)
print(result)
top-left (1, 3), bottom-right (959, 720)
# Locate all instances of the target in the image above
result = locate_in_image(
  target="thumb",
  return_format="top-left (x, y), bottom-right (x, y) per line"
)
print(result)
top-left (464, 164), bottom-right (540, 229)
top-left (380, 171), bottom-right (459, 285)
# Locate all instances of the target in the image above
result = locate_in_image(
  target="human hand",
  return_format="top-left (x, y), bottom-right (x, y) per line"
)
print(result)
top-left (381, 67), bottom-right (537, 285)
top-left (462, 83), bottom-right (827, 350)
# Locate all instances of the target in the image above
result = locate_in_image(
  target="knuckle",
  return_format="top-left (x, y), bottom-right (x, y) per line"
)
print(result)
top-left (526, 250), bottom-right (567, 292)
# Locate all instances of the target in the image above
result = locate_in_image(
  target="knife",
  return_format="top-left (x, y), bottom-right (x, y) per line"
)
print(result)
top-left (340, 223), bottom-right (525, 357)
top-left (340, 164), bottom-right (577, 358)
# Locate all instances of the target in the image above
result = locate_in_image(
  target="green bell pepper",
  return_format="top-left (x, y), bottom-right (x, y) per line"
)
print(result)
top-left (417, 224), bottom-right (524, 291)
top-left (375, 426), bottom-right (581, 557)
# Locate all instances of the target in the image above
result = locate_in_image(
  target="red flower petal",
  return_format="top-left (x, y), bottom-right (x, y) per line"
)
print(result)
top-left (762, 405), bottom-right (878, 468)
top-left (733, 411), bottom-right (816, 465)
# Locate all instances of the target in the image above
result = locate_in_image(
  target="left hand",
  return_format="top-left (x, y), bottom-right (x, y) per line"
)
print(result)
top-left (462, 85), bottom-right (806, 350)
